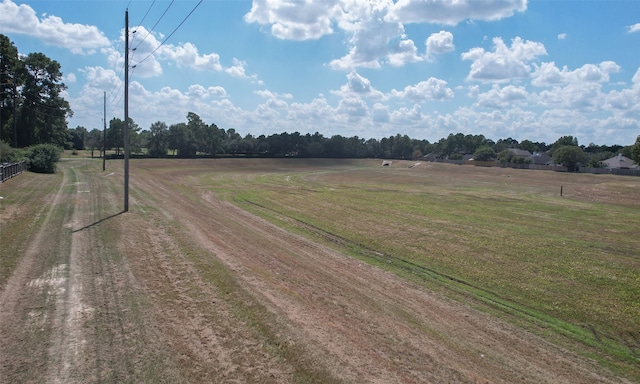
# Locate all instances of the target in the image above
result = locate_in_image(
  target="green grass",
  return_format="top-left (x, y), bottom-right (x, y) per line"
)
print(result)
top-left (180, 158), bottom-right (640, 379)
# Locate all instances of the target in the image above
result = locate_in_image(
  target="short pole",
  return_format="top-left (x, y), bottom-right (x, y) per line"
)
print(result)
top-left (560, 185), bottom-right (563, 197)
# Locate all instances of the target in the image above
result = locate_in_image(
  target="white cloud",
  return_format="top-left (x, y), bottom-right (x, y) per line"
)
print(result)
top-left (386, 0), bottom-right (527, 25)
top-left (557, 33), bottom-right (567, 40)
top-left (536, 82), bottom-right (604, 112)
top-left (287, 96), bottom-right (336, 122)
top-left (0, 0), bottom-right (110, 54)
top-left (390, 78), bottom-right (454, 102)
top-left (603, 68), bottom-right (640, 116)
top-left (388, 38), bottom-right (422, 67)
top-left (371, 103), bottom-right (390, 122)
top-left (337, 97), bottom-right (369, 119)
top-left (159, 42), bottom-right (222, 72)
top-left (244, 0), bottom-right (340, 40)
top-left (330, 11), bottom-right (420, 70)
top-left (254, 89), bottom-right (293, 99)
top-left (627, 23), bottom-right (640, 33)
top-left (531, 61), bottom-right (620, 87)
top-left (127, 27), bottom-right (258, 82)
top-left (389, 104), bottom-right (423, 125)
top-left (461, 36), bottom-right (547, 82)
top-left (475, 84), bottom-right (528, 109)
top-left (208, 86), bottom-right (228, 98)
top-left (426, 30), bottom-right (455, 61)
top-left (246, 1), bottom-right (423, 70)
top-left (332, 71), bottom-right (385, 99)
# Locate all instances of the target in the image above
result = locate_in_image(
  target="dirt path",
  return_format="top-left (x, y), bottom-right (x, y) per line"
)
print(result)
top-left (0, 159), bottom-right (632, 383)
top-left (0, 160), bottom-right (183, 383)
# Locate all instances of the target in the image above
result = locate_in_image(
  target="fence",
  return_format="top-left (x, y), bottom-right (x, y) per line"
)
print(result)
top-left (429, 158), bottom-right (640, 176)
top-left (1, 161), bottom-right (27, 183)
top-left (579, 166), bottom-right (640, 177)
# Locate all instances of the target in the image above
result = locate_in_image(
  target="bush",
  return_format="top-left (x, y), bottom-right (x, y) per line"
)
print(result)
top-left (473, 146), bottom-right (496, 161)
top-left (26, 144), bottom-right (62, 173)
top-left (0, 141), bottom-right (26, 163)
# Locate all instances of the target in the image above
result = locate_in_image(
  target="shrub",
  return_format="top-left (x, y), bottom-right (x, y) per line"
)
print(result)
top-left (473, 146), bottom-right (496, 161)
top-left (0, 141), bottom-right (25, 163)
top-left (26, 144), bottom-right (62, 173)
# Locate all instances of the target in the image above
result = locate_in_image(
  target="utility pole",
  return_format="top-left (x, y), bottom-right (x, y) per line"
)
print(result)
top-left (12, 80), bottom-right (16, 147)
top-left (103, 91), bottom-right (106, 171)
top-left (123, 9), bottom-right (130, 212)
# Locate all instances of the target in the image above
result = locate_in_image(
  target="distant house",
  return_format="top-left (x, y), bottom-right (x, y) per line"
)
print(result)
top-left (507, 148), bottom-right (532, 158)
top-left (602, 154), bottom-right (638, 169)
top-left (527, 152), bottom-right (552, 165)
top-left (423, 152), bottom-right (439, 162)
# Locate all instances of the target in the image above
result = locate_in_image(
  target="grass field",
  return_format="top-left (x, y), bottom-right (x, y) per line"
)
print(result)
top-left (2, 157), bottom-right (639, 382)
top-left (150, 158), bottom-right (640, 376)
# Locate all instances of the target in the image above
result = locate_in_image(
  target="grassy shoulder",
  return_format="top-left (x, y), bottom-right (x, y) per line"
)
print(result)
top-left (0, 170), bottom-right (64, 289)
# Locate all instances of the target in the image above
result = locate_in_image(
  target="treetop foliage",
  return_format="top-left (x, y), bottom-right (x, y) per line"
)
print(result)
top-left (1, 34), bottom-right (72, 149)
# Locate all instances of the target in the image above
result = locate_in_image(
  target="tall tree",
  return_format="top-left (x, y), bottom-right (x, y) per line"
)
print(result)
top-left (18, 52), bottom-right (72, 147)
top-left (86, 128), bottom-right (103, 158)
top-left (147, 121), bottom-right (169, 157)
top-left (0, 34), bottom-right (21, 145)
top-left (550, 135), bottom-right (579, 154)
top-left (107, 117), bottom-right (139, 155)
top-left (552, 145), bottom-right (587, 171)
top-left (631, 136), bottom-right (640, 165)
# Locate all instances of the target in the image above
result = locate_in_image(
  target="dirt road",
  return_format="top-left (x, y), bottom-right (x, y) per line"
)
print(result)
top-left (0, 159), bottom-right (630, 383)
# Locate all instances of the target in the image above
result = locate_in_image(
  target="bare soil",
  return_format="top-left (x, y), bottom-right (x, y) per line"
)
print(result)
top-left (0, 158), bottom-right (632, 383)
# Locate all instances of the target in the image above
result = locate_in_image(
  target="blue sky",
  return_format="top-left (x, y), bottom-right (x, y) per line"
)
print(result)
top-left (1, 0), bottom-right (639, 146)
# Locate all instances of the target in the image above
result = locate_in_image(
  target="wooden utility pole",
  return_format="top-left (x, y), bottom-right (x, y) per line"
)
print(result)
top-left (103, 91), bottom-right (106, 171)
top-left (124, 9), bottom-right (130, 212)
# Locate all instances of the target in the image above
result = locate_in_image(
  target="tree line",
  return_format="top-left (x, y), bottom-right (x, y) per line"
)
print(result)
top-left (69, 110), bottom-right (640, 171)
top-left (2, 33), bottom-right (639, 170)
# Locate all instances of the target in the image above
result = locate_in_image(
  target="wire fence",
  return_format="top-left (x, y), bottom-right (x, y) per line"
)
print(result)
top-left (1, 161), bottom-right (27, 183)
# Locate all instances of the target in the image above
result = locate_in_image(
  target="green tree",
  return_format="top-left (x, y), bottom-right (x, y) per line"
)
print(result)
top-left (68, 126), bottom-right (87, 150)
top-left (168, 122), bottom-right (196, 157)
top-left (519, 139), bottom-right (539, 153)
top-left (631, 136), bottom-right (640, 165)
top-left (473, 146), bottom-right (497, 161)
top-left (18, 52), bottom-right (72, 147)
top-left (85, 128), bottom-right (103, 158)
top-left (552, 145), bottom-right (587, 171)
top-left (147, 121), bottom-right (169, 157)
top-left (1, 34), bottom-right (21, 146)
top-left (107, 117), bottom-right (139, 155)
top-left (550, 135), bottom-right (579, 155)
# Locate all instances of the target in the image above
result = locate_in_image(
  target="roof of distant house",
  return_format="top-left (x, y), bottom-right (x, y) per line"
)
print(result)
top-left (507, 148), bottom-right (532, 157)
top-left (527, 152), bottom-right (552, 165)
top-left (602, 154), bottom-right (638, 169)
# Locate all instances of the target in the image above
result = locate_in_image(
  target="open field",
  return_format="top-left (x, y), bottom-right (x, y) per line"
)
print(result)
top-left (1, 157), bottom-right (638, 383)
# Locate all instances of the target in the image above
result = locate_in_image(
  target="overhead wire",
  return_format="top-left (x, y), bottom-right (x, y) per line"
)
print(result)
top-left (131, 0), bottom-right (204, 69)
top-left (129, 0), bottom-right (157, 65)
top-left (132, 0), bottom-right (174, 52)
top-left (106, 15), bottom-right (127, 110)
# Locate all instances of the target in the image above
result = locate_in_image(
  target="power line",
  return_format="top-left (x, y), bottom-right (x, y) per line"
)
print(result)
top-left (132, 0), bottom-right (174, 52)
top-left (106, 16), bottom-right (127, 108)
top-left (134, 0), bottom-right (156, 31)
top-left (129, 0), bottom-right (157, 65)
top-left (131, 0), bottom-right (203, 69)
